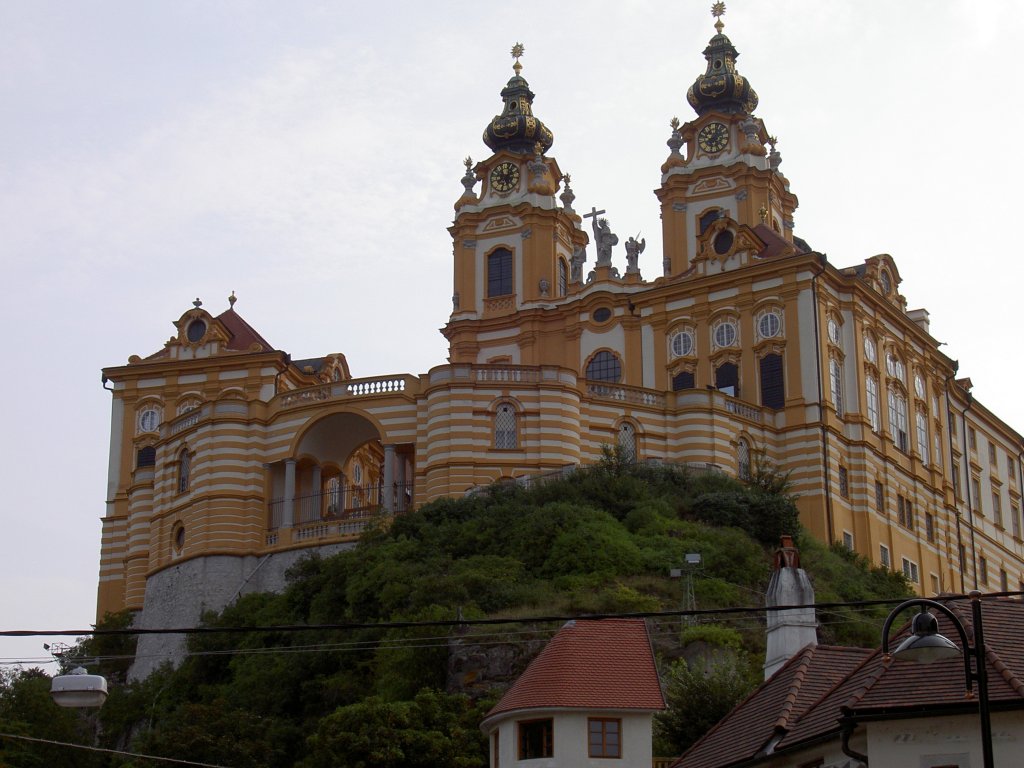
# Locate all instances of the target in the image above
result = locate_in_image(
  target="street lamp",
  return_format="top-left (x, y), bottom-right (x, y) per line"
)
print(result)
top-left (50, 666), bottom-right (108, 708)
top-left (880, 590), bottom-right (993, 768)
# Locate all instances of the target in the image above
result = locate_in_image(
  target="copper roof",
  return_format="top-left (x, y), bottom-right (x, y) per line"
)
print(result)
top-left (484, 619), bottom-right (665, 722)
top-left (215, 307), bottom-right (273, 351)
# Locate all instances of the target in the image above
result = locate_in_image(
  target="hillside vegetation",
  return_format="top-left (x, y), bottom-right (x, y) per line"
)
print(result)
top-left (0, 454), bottom-right (911, 767)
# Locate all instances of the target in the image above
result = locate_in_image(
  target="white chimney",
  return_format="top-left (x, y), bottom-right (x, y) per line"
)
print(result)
top-left (764, 535), bottom-right (817, 679)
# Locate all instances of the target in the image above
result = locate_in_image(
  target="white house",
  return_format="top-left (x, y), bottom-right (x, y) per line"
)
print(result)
top-left (480, 618), bottom-right (665, 768)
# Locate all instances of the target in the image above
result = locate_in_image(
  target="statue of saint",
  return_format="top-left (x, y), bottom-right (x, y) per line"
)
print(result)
top-left (624, 235), bottom-right (645, 274)
top-left (593, 217), bottom-right (618, 266)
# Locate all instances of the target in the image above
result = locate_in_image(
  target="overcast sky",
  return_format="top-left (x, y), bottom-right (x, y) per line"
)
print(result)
top-left (2, 1), bottom-right (1022, 668)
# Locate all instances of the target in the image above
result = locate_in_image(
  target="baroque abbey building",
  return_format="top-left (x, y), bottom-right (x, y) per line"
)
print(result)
top-left (98, 12), bottom-right (1024, 673)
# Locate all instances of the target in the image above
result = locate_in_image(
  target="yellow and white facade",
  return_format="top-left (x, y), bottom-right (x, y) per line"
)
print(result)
top-left (98, 14), bottom-right (1024, 671)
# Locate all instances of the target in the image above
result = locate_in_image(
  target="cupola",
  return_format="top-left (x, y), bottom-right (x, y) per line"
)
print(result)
top-left (482, 43), bottom-right (554, 155)
top-left (686, 3), bottom-right (758, 117)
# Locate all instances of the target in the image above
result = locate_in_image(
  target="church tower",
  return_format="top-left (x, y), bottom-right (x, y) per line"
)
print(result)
top-left (445, 45), bottom-right (588, 365)
top-left (656, 6), bottom-right (798, 276)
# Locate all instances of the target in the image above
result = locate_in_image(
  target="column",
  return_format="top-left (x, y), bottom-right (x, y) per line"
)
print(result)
top-left (395, 455), bottom-right (406, 512)
top-left (310, 464), bottom-right (322, 523)
top-left (283, 459), bottom-right (296, 528)
top-left (383, 445), bottom-right (396, 514)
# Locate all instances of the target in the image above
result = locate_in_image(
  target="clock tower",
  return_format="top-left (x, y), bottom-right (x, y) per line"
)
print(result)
top-left (445, 44), bottom-right (587, 365)
top-left (655, 5), bottom-right (798, 276)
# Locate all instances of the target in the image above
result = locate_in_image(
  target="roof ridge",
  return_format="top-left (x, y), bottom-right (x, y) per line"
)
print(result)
top-left (772, 646), bottom-right (813, 731)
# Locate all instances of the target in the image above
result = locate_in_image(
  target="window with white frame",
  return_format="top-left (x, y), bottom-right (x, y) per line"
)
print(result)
top-left (827, 316), bottom-right (842, 346)
top-left (901, 557), bottom-right (919, 583)
top-left (757, 310), bottom-right (782, 340)
top-left (713, 319), bottom-right (737, 349)
top-left (888, 391), bottom-right (908, 451)
top-left (934, 431), bottom-right (942, 467)
top-left (886, 352), bottom-right (905, 381)
top-left (993, 490), bottom-right (1003, 528)
top-left (842, 530), bottom-right (854, 550)
top-left (916, 411), bottom-right (929, 464)
top-left (829, 358), bottom-right (843, 416)
top-left (1012, 503), bottom-right (1021, 539)
top-left (838, 466), bottom-right (849, 497)
top-left (879, 544), bottom-right (890, 568)
top-left (863, 333), bottom-right (876, 362)
top-left (494, 403), bottom-right (518, 449)
top-left (865, 376), bottom-right (880, 431)
top-left (670, 328), bottom-right (695, 358)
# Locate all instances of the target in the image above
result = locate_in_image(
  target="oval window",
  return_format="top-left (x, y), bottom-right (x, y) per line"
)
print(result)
top-left (758, 312), bottom-right (781, 339)
top-left (671, 330), bottom-right (695, 357)
top-left (592, 307), bottom-right (612, 323)
top-left (186, 320), bottom-right (207, 342)
top-left (714, 321), bottom-right (737, 348)
top-left (713, 229), bottom-right (734, 255)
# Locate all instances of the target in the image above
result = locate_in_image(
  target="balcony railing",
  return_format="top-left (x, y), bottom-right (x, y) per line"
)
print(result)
top-left (267, 482), bottom-right (414, 531)
top-left (587, 382), bottom-right (666, 408)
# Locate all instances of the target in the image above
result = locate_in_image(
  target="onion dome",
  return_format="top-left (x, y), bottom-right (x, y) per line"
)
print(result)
top-left (483, 43), bottom-right (554, 155)
top-left (686, 6), bottom-right (758, 117)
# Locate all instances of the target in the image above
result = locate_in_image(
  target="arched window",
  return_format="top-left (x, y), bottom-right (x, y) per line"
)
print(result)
top-left (829, 358), bottom-right (843, 416)
top-left (617, 422), bottom-right (637, 463)
top-left (738, 438), bottom-right (751, 480)
top-left (715, 361), bottom-right (738, 396)
top-left (672, 370), bottom-right (695, 391)
top-left (487, 248), bottom-right (513, 297)
top-left (586, 351), bottom-right (622, 382)
top-left (699, 209), bottom-right (722, 235)
top-left (494, 403), bottom-right (518, 449)
top-left (759, 353), bottom-right (784, 409)
top-left (326, 476), bottom-right (342, 515)
top-left (558, 258), bottom-right (568, 296)
top-left (177, 448), bottom-right (191, 494)
top-left (136, 445), bottom-right (156, 469)
top-left (916, 411), bottom-right (930, 464)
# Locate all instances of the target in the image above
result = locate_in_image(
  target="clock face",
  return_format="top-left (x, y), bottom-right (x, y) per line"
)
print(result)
top-left (697, 122), bottom-right (729, 154)
top-left (490, 161), bottom-right (520, 193)
top-left (139, 408), bottom-right (160, 433)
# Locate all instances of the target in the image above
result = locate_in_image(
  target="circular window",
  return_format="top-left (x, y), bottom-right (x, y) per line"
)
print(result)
top-left (592, 307), bottom-right (613, 323)
top-left (714, 321), bottom-right (737, 348)
top-left (186, 320), bottom-right (207, 342)
top-left (173, 524), bottom-right (185, 552)
top-left (138, 407), bottom-right (160, 433)
top-left (758, 312), bottom-right (781, 339)
top-left (863, 335), bottom-right (876, 362)
top-left (671, 330), bottom-right (694, 358)
top-left (879, 270), bottom-right (892, 295)
top-left (713, 229), bottom-right (734, 255)
top-left (827, 317), bottom-right (841, 345)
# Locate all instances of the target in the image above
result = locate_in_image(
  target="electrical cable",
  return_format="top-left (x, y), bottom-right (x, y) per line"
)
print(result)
top-left (0, 732), bottom-right (231, 768)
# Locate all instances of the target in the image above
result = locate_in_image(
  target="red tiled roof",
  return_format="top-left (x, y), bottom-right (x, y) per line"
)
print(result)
top-left (678, 597), bottom-right (1024, 768)
top-left (676, 645), bottom-right (869, 768)
top-left (215, 307), bottom-right (273, 352)
top-left (751, 223), bottom-right (794, 260)
top-left (484, 619), bottom-right (665, 721)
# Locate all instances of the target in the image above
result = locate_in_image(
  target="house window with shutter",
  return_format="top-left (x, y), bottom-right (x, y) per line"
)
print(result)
top-left (487, 248), bottom-right (513, 297)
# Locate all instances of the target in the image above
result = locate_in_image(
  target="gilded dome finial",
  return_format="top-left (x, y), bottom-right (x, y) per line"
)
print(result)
top-left (228, 291), bottom-right (236, 307)
top-left (712, 2), bottom-right (726, 33)
top-left (511, 42), bottom-right (525, 76)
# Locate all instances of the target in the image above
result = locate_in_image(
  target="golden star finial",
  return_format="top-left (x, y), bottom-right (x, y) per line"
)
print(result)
top-left (670, 116), bottom-right (681, 131)
top-left (464, 156), bottom-right (473, 170)
top-left (511, 42), bottom-right (525, 75)
top-left (712, 2), bottom-right (726, 32)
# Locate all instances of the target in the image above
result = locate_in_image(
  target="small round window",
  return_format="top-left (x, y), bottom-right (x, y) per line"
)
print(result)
top-left (186, 320), bottom-right (207, 343)
top-left (758, 312), bottom-right (781, 339)
top-left (714, 321), bottom-right (737, 348)
top-left (671, 330), bottom-right (695, 358)
top-left (713, 229), bottom-right (734, 255)
top-left (173, 524), bottom-right (185, 552)
top-left (592, 307), bottom-right (613, 323)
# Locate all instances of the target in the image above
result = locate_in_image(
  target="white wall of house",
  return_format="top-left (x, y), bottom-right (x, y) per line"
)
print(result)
top-left (486, 708), bottom-right (654, 768)
top-left (866, 711), bottom-right (1024, 768)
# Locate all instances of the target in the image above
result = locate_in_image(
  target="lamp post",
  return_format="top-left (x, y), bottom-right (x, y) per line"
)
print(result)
top-left (880, 590), bottom-right (993, 768)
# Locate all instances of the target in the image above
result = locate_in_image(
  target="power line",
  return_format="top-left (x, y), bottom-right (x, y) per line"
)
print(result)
top-left (0, 732), bottom-right (231, 768)
top-left (2, 591), bottom-right (1018, 639)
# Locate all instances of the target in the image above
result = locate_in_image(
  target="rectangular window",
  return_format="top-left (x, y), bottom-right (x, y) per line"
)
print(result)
top-left (989, 441), bottom-right (997, 465)
top-left (949, 411), bottom-right (957, 438)
top-left (842, 530), bottom-right (854, 550)
top-left (1013, 504), bottom-right (1021, 539)
top-left (888, 392), bottom-right (908, 452)
top-left (865, 376), bottom-right (880, 431)
top-left (875, 480), bottom-right (885, 512)
top-left (993, 491), bottom-right (1003, 528)
top-left (1000, 568), bottom-right (1009, 593)
top-left (969, 427), bottom-right (977, 451)
top-left (829, 359), bottom-right (843, 416)
top-left (959, 544), bottom-right (967, 571)
top-left (897, 495), bottom-right (913, 530)
top-left (588, 718), bottom-right (621, 759)
top-left (838, 466), bottom-right (849, 498)
top-left (934, 431), bottom-right (942, 467)
top-left (952, 462), bottom-right (961, 499)
top-left (901, 557), bottom-right (919, 583)
top-left (972, 477), bottom-right (982, 513)
top-left (880, 544), bottom-right (890, 568)
top-left (979, 556), bottom-right (988, 585)
top-left (930, 573), bottom-right (940, 595)
top-left (518, 719), bottom-right (553, 760)
top-left (1009, 455), bottom-right (1016, 481)
top-left (493, 731), bottom-right (499, 768)
top-left (759, 353), bottom-right (785, 410)
top-left (916, 411), bottom-right (930, 464)
top-left (925, 512), bottom-right (935, 543)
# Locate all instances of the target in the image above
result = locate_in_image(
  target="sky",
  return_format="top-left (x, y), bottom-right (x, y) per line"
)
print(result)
top-left (2, 0), bottom-right (1023, 669)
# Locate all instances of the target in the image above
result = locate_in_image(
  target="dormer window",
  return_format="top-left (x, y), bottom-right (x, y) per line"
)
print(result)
top-left (879, 269), bottom-right (892, 295)
top-left (186, 319), bottom-right (207, 343)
